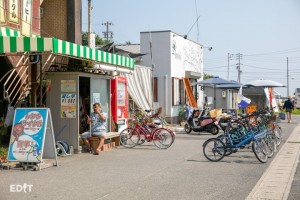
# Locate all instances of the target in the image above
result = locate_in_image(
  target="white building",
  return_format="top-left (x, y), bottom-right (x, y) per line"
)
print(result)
top-left (140, 30), bottom-right (204, 123)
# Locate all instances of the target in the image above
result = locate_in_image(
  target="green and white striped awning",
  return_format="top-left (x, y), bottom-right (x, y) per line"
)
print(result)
top-left (0, 27), bottom-right (39, 37)
top-left (0, 27), bottom-right (21, 37)
top-left (0, 36), bottom-right (135, 69)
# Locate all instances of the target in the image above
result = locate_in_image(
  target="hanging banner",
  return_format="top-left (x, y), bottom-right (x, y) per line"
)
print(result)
top-left (7, 108), bottom-right (58, 165)
top-left (0, 0), bottom-right (5, 23)
top-left (21, 0), bottom-right (32, 36)
top-left (8, 0), bottom-right (19, 24)
top-left (61, 93), bottom-right (76, 118)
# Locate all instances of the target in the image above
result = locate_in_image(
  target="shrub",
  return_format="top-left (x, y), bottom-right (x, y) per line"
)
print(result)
top-left (292, 109), bottom-right (300, 115)
top-left (0, 147), bottom-right (8, 163)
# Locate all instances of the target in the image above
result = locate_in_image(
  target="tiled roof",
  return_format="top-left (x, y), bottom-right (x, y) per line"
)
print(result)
top-left (115, 44), bottom-right (140, 54)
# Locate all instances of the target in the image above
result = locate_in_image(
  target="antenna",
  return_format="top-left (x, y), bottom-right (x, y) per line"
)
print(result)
top-left (184, 15), bottom-right (201, 39)
top-left (194, 0), bottom-right (199, 43)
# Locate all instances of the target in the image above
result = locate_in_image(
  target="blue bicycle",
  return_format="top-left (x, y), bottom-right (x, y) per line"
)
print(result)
top-left (203, 120), bottom-right (269, 163)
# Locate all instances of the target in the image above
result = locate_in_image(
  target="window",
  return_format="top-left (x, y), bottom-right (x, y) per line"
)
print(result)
top-left (189, 79), bottom-right (198, 100)
top-left (172, 77), bottom-right (185, 106)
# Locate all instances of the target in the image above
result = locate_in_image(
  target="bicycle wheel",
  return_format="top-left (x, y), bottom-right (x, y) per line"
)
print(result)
top-left (152, 129), bottom-right (174, 149)
top-left (273, 125), bottom-right (282, 146)
top-left (217, 135), bottom-right (233, 156)
top-left (203, 138), bottom-right (225, 162)
top-left (119, 128), bottom-right (140, 148)
top-left (262, 137), bottom-right (274, 158)
top-left (252, 140), bottom-right (268, 163)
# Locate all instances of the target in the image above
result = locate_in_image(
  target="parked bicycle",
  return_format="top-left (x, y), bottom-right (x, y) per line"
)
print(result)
top-left (120, 111), bottom-right (175, 149)
top-left (203, 110), bottom-right (280, 163)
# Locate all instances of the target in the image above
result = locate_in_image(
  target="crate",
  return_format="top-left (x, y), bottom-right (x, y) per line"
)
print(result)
top-left (246, 106), bottom-right (257, 114)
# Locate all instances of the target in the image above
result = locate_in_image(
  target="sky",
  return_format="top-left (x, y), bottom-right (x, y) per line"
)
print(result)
top-left (82, 0), bottom-right (300, 97)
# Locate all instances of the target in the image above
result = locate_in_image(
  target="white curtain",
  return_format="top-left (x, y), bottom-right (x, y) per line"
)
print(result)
top-left (124, 65), bottom-right (153, 110)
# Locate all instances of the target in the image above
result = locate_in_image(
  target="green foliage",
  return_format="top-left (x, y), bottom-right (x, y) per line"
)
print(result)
top-left (0, 147), bottom-right (8, 161)
top-left (82, 32), bottom-right (109, 46)
top-left (178, 105), bottom-right (187, 122)
top-left (203, 73), bottom-right (214, 80)
top-left (292, 109), bottom-right (300, 115)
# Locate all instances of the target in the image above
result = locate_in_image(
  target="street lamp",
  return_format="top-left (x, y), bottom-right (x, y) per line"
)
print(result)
top-left (202, 47), bottom-right (213, 51)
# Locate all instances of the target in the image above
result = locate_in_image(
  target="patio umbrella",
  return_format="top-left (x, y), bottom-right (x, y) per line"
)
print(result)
top-left (192, 77), bottom-right (233, 108)
top-left (244, 79), bottom-right (284, 87)
top-left (216, 81), bottom-right (243, 89)
top-left (192, 77), bottom-right (232, 86)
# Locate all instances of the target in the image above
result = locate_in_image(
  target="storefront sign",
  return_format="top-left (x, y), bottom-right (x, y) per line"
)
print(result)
top-left (61, 93), bottom-right (76, 118)
top-left (0, 0), bottom-right (5, 23)
top-left (7, 108), bottom-right (57, 164)
top-left (8, 0), bottom-right (19, 24)
top-left (21, 0), bottom-right (32, 36)
top-left (61, 80), bottom-right (76, 92)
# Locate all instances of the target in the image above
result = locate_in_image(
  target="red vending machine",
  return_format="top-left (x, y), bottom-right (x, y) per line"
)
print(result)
top-left (111, 76), bottom-right (128, 132)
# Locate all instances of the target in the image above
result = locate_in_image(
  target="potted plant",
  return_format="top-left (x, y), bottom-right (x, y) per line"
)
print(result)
top-left (0, 147), bottom-right (8, 165)
top-left (178, 105), bottom-right (187, 126)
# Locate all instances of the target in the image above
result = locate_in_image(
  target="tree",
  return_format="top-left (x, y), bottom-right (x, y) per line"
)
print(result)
top-left (82, 32), bottom-right (108, 46)
top-left (203, 73), bottom-right (214, 80)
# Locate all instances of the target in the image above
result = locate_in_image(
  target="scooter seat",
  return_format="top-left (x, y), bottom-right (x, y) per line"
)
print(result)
top-left (200, 116), bottom-right (211, 119)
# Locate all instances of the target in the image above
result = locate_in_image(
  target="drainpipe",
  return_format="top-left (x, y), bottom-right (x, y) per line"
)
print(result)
top-left (165, 75), bottom-right (168, 116)
top-left (30, 62), bottom-right (37, 107)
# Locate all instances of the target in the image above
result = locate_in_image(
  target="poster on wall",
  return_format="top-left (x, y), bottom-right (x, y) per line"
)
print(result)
top-left (61, 93), bottom-right (76, 118)
top-left (92, 93), bottom-right (100, 104)
top-left (117, 83), bottom-right (125, 106)
top-left (0, 0), bottom-right (6, 23)
top-left (7, 108), bottom-right (58, 165)
top-left (21, 0), bottom-right (32, 36)
top-left (8, 0), bottom-right (19, 24)
top-left (61, 80), bottom-right (76, 93)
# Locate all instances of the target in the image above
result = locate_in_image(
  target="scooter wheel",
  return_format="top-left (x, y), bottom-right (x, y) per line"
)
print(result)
top-left (210, 125), bottom-right (219, 135)
top-left (184, 124), bottom-right (192, 134)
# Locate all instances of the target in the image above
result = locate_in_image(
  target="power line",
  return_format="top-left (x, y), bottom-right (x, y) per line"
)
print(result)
top-left (244, 47), bottom-right (300, 56)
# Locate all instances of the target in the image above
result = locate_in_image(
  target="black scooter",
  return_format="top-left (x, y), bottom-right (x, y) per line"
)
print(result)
top-left (184, 105), bottom-right (219, 135)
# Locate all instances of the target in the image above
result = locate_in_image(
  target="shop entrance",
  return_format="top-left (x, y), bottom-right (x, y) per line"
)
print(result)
top-left (78, 77), bottom-right (110, 134)
top-left (46, 72), bottom-right (111, 152)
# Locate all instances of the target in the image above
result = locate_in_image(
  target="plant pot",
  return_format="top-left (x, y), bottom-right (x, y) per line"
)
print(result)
top-left (180, 121), bottom-right (186, 126)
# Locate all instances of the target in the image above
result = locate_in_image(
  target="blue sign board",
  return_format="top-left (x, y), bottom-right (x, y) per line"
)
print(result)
top-left (7, 108), bottom-right (56, 163)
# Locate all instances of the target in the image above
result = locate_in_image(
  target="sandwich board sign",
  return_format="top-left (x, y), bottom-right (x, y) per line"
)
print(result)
top-left (7, 108), bottom-right (58, 167)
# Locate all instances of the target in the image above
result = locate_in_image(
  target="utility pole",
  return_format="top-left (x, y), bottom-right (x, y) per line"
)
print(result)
top-left (87, 0), bottom-right (92, 47)
top-left (236, 53), bottom-right (243, 83)
top-left (287, 57), bottom-right (289, 97)
top-left (102, 21), bottom-right (114, 41)
top-left (227, 53), bottom-right (233, 80)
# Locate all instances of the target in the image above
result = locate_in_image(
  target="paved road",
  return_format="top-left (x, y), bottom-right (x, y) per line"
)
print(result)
top-left (0, 116), bottom-right (299, 200)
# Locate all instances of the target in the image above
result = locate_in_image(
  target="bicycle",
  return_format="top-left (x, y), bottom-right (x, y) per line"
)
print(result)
top-left (203, 112), bottom-right (270, 163)
top-left (120, 113), bottom-right (175, 149)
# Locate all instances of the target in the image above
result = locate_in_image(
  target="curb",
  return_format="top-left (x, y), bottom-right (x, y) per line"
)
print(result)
top-left (246, 124), bottom-right (300, 200)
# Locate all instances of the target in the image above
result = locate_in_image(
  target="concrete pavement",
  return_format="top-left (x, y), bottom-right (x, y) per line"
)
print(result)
top-left (246, 121), bottom-right (300, 200)
top-left (169, 118), bottom-right (300, 200)
top-left (0, 117), bottom-right (299, 200)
